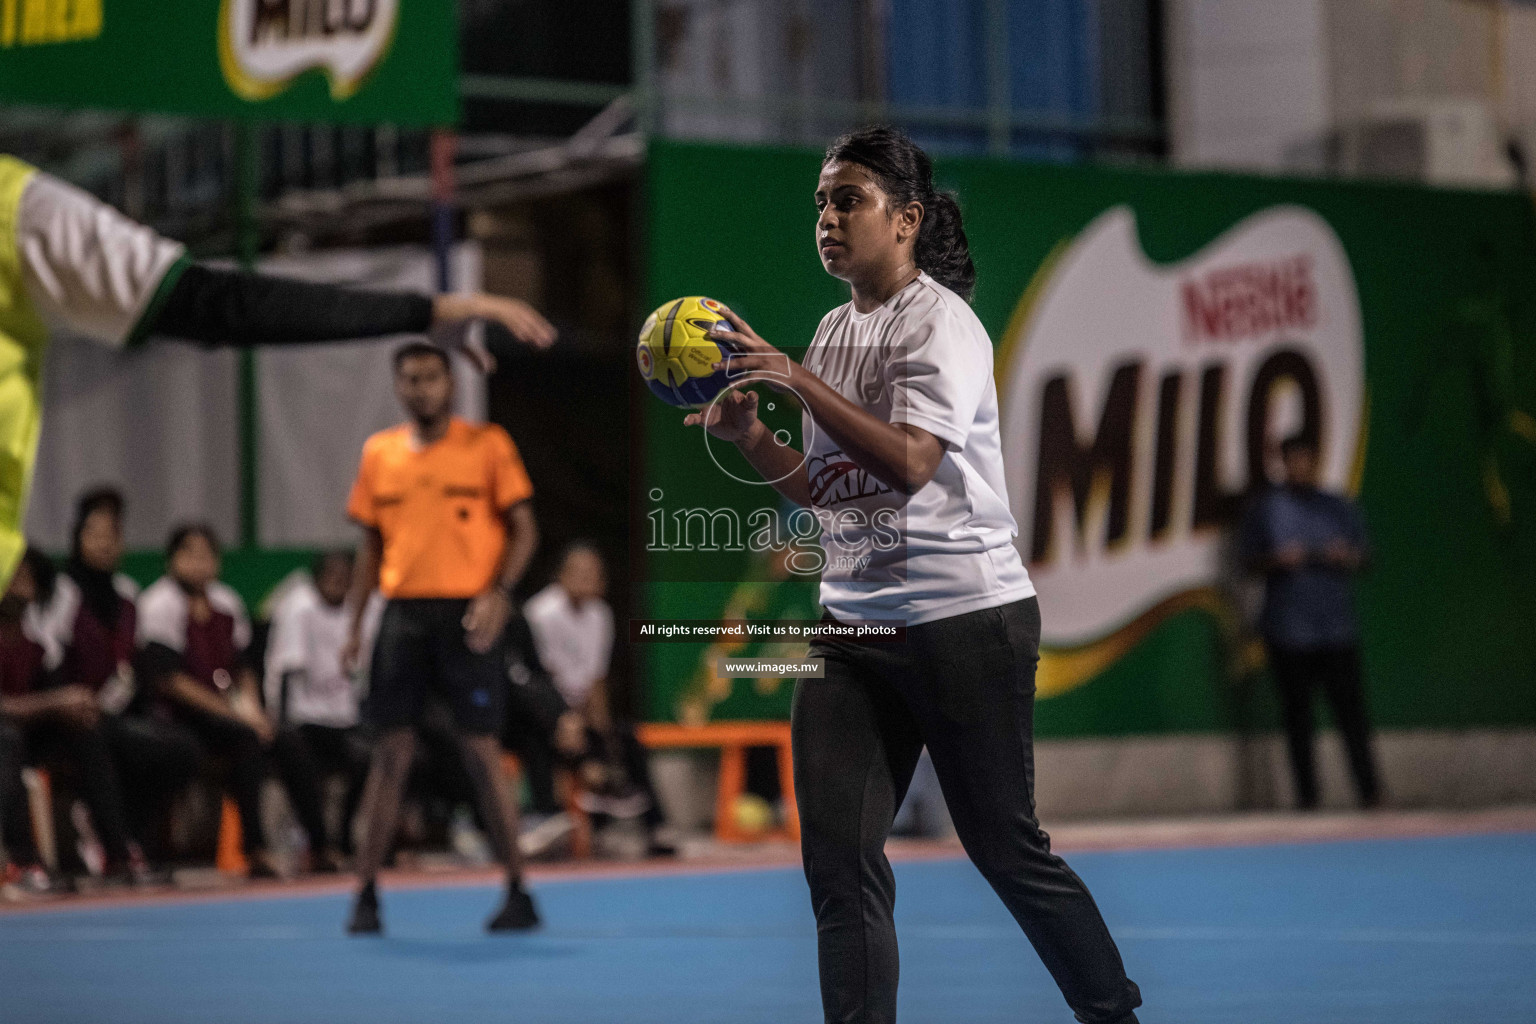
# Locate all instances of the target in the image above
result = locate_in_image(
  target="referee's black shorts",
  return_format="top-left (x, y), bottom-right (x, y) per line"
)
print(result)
top-left (366, 598), bottom-right (505, 736)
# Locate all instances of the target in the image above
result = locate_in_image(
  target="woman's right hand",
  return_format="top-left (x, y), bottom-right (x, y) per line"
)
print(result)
top-left (684, 389), bottom-right (762, 444)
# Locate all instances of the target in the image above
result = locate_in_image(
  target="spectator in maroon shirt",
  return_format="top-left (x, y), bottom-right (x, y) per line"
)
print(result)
top-left (0, 547), bottom-right (140, 882)
top-left (138, 525), bottom-right (278, 879)
top-left (43, 489), bottom-right (199, 866)
top-left (0, 715), bottom-right (49, 895)
top-left (1, 555), bottom-right (51, 894)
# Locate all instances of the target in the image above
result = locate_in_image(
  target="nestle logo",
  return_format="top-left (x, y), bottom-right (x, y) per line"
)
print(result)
top-left (1181, 255), bottom-right (1317, 344)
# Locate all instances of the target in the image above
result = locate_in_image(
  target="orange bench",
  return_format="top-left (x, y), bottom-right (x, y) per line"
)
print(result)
top-left (636, 721), bottom-right (798, 843)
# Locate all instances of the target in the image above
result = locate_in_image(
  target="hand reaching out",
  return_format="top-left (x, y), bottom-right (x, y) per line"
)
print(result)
top-left (433, 293), bottom-right (558, 372)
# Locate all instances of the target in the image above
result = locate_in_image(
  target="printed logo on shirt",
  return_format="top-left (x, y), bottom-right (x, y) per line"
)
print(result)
top-left (997, 206), bottom-right (1364, 695)
top-left (219, 0), bottom-right (398, 103)
top-left (807, 450), bottom-right (892, 507)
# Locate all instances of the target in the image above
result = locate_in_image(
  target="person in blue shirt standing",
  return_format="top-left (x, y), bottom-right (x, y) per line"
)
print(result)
top-left (1241, 436), bottom-right (1381, 810)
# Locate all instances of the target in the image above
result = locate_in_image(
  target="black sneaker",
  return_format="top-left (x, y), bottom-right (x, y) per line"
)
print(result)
top-left (347, 886), bottom-right (382, 936)
top-left (310, 849), bottom-right (345, 875)
top-left (486, 886), bottom-right (540, 932)
top-left (246, 852), bottom-right (282, 881)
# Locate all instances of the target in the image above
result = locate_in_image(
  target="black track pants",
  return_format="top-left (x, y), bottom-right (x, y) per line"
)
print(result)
top-left (793, 598), bottom-right (1142, 1024)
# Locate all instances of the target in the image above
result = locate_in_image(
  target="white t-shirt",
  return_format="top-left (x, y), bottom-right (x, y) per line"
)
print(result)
top-left (801, 272), bottom-right (1034, 626)
top-left (264, 579), bottom-right (360, 729)
top-left (17, 170), bottom-right (186, 346)
top-left (523, 584), bottom-right (613, 708)
top-left (137, 576), bottom-right (252, 654)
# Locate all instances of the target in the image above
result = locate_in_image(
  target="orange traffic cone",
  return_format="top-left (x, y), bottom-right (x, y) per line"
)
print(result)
top-left (215, 797), bottom-right (248, 875)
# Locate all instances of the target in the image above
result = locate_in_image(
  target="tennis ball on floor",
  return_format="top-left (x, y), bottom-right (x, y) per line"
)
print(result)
top-left (731, 793), bottom-right (775, 836)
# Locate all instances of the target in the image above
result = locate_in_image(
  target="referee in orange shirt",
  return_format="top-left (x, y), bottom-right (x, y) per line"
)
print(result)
top-left (342, 341), bottom-right (540, 935)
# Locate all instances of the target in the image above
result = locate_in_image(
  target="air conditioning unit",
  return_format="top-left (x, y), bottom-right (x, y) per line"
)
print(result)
top-left (1308, 98), bottom-right (1517, 188)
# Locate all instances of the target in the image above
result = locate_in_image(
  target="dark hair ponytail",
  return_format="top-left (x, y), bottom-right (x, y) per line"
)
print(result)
top-left (824, 126), bottom-right (976, 302)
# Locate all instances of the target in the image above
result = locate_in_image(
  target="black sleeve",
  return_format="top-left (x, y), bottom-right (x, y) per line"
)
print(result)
top-left (144, 264), bottom-right (434, 348)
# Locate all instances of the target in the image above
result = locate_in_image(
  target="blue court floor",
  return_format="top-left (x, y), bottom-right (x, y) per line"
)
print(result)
top-left (1, 831), bottom-right (1533, 1023)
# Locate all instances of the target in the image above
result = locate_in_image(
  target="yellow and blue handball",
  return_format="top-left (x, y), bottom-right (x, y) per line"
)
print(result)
top-left (636, 295), bottom-right (742, 408)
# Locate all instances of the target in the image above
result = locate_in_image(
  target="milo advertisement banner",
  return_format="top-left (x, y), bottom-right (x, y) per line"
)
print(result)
top-left (0, 0), bottom-right (457, 125)
top-left (644, 139), bottom-right (1536, 737)
top-left (1003, 206), bottom-right (1364, 697)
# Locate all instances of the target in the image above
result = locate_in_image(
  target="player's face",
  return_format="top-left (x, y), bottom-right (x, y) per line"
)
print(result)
top-left (79, 509), bottom-right (123, 572)
top-left (395, 355), bottom-right (455, 423)
top-left (316, 557), bottom-right (352, 606)
top-left (170, 534), bottom-right (219, 592)
top-left (815, 161), bottom-right (914, 287)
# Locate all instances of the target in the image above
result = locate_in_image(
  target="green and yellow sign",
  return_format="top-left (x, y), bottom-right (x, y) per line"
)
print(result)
top-left (0, 0), bottom-right (456, 125)
top-left (643, 139), bottom-right (1536, 738)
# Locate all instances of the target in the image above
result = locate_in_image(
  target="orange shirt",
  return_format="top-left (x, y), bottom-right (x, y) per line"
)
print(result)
top-left (347, 418), bottom-right (533, 599)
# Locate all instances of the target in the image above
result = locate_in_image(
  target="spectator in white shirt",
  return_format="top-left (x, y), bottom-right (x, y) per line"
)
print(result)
top-left (524, 544), bottom-right (614, 729)
top-left (266, 552), bottom-right (371, 872)
top-left (523, 544), bottom-right (671, 854)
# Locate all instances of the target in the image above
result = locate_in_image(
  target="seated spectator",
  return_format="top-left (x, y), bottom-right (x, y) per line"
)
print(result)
top-left (44, 489), bottom-right (199, 870)
top-left (503, 608), bottom-right (565, 813)
top-left (524, 543), bottom-right (671, 856)
top-left (138, 525), bottom-right (279, 879)
top-left (265, 552), bottom-right (371, 872)
top-left (0, 548), bottom-right (141, 883)
top-left (1, 703), bottom-right (50, 896)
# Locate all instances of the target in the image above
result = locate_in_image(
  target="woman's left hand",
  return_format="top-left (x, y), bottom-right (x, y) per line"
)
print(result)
top-left (708, 306), bottom-right (801, 392)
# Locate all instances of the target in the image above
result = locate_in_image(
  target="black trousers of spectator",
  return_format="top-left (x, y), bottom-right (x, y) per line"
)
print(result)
top-left (1267, 644), bottom-right (1381, 809)
top-left (273, 724), bottom-right (370, 855)
top-left (175, 709), bottom-right (269, 854)
top-left (101, 715), bottom-right (201, 858)
top-left (575, 724), bottom-right (666, 831)
top-left (619, 725), bottom-right (665, 831)
top-left (413, 703), bottom-right (480, 831)
top-left (0, 719), bottom-right (40, 866)
top-left (19, 719), bottom-right (134, 866)
top-left (794, 598), bottom-right (1141, 1024)
top-left (502, 677), bottom-right (564, 816)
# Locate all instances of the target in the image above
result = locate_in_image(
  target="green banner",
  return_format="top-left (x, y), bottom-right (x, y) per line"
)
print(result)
top-left (642, 138), bottom-right (1536, 738)
top-left (0, 0), bottom-right (457, 125)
